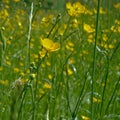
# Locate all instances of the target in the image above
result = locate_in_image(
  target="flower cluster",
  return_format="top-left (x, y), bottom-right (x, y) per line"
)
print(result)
top-left (66, 2), bottom-right (86, 17)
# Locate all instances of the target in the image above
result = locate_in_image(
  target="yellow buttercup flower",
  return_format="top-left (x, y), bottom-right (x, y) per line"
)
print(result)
top-left (115, 19), bottom-right (120, 25)
top-left (13, 67), bottom-right (20, 73)
top-left (13, 0), bottom-right (20, 2)
top-left (44, 83), bottom-right (52, 89)
top-left (84, 23), bottom-right (95, 33)
top-left (66, 2), bottom-right (85, 17)
top-left (72, 19), bottom-right (78, 28)
top-left (93, 97), bottom-right (101, 103)
top-left (108, 44), bottom-right (114, 49)
top-left (0, 80), bottom-right (9, 86)
top-left (0, 67), bottom-right (3, 71)
top-left (114, 3), bottom-right (120, 9)
top-left (41, 15), bottom-right (53, 24)
top-left (41, 38), bottom-right (60, 52)
top-left (39, 49), bottom-right (47, 58)
top-left (58, 24), bottom-right (67, 36)
top-left (102, 34), bottom-right (108, 41)
top-left (67, 67), bottom-right (73, 75)
top-left (81, 115), bottom-right (90, 120)
top-left (41, 14), bottom-right (54, 27)
top-left (48, 74), bottom-right (53, 80)
top-left (94, 7), bottom-right (106, 14)
top-left (100, 7), bottom-right (106, 14)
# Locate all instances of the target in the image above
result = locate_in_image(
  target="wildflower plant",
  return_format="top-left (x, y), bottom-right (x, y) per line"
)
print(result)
top-left (0, 0), bottom-right (120, 120)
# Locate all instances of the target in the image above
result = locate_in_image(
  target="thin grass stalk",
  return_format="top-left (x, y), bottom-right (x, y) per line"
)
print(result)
top-left (51, 12), bottom-right (66, 39)
top-left (0, 47), bottom-right (4, 82)
top-left (26, 2), bottom-right (33, 69)
top-left (17, 78), bottom-right (33, 120)
top-left (100, 56), bottom-right (109, 118)
top-left (17, 90), bottom-right (27, 120)
top-left (34, 52), bottom-right (48, 97)
top-left (71, 71), bottom-right (87, 120)
top-left (66, 73), bottom-right (72, 117)
top-left (110, 40), bottom-right (120, 61)
top-left (66, 78), bottom-right (72, 116)
top-left (100, 32), bottom-right (120, 118)
top-left (47, 14), bottom-right (61, 38)
top-left (56, 53), bottom-right (72, 96)
top-left (46, 109), bottom-right (49, 120)
top-left (32, 52), bottom-right (48, 119)
top-left (50, 54), bottom-right (71, 119)
top-left (0, 28), bottom-right (6, 85)
top-left (52, 12), bottom-right (65, 39)
top-left (65, 58), bottom-right (73, 118)
top-left (105, 76), bottom-right (120, 114)
top-left (50, 55), bottom-right (68, 119)
top-left (102, 36), bottom-right (120, 115)
top-left (0, 46), bottom-right (2, 67)
top-left (91, 0), bottom-right (100, 119)
top-left (30, 83), bottom-right (35, 120)
top-left (63, 30), bottom-right (77, 41)
top-left (62, 16), bottom-right (72, 41)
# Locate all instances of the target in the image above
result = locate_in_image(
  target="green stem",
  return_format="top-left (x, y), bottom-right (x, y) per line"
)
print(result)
top-left (66, 67), bottom-right (72, 117)
top-left (26, 2), bottom-right (34, 69)
top-left (32, 52), bottom-right (48, 119)
top-left (17, 90), bottom-right (27, 120)
top-left (91, 0), bottom-right (100, 119)
top-left (103, 34), bottom-right (120, 116)
top-left (63, 30), bottom-right (78, 41)
top-left (71, 71), bottom-right (87, 120)
top-left (100, 56), bottom-right (109, 118)
top-left (0, 47), bottom-right (4, 81)
top-left (105, 76), bottom-right (120, 114)
top-left (47, 14), bottom-right (61, 38)
top-left (31, 83), bottom-right (35, 120)
top-left (17, 79), bottom-right (33, 120)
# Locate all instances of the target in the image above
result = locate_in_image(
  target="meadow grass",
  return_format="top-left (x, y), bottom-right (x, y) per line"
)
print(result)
top-left (0, 0), bottom-right (120, 120)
